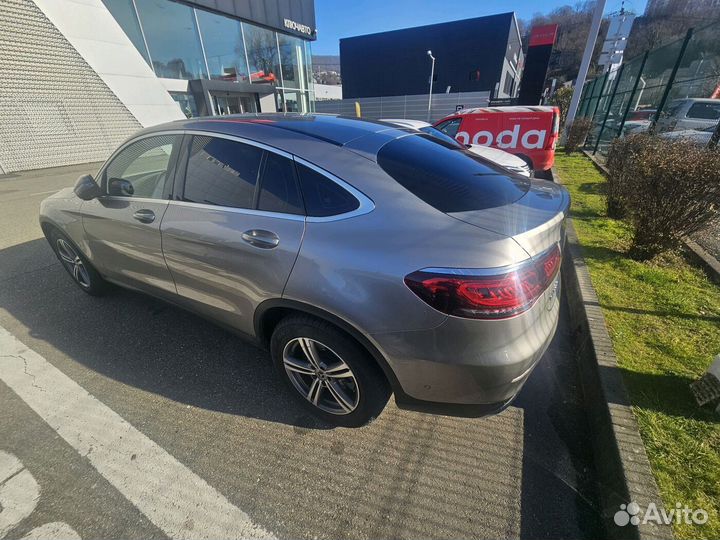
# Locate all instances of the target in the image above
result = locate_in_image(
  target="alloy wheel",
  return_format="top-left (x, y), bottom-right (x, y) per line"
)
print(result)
top-left (56, 238), bottom-right (91, 289)
top-left (282, 337), bottom-right (360, 415)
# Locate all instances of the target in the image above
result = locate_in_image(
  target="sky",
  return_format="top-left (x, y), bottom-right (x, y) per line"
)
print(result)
top-left (312, 0), bottom-right (649, 56)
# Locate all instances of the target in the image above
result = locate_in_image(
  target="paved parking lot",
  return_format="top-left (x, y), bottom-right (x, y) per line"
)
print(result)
top-left (0, 164), bottom-right (603, 539)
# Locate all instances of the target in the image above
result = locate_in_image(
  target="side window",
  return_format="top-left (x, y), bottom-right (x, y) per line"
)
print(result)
top-left (661, 100), bottom-right (684, 119)
top-left (296, 163), bottom-right (359, 217)
top-left (105, 135), bottom-right (181, 199)
top-left (686, 102), bottom-right (720, 120)
top-left (183, 136), bottom-right (263, 208)
top-left (258, 153), bottom-right (304, 215)
top-left (435, 118), bottom-right (462, 138)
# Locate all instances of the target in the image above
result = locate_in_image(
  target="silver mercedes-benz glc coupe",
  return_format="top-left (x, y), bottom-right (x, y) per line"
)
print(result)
top-left (40, 114), bottom-right (569, 427)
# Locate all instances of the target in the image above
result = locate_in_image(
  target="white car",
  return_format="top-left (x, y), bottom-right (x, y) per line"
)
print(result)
top-left (381, 119), bottom-right (532, 177)
top-left (660, 124), bottom-right (716, 146)
top-left (655, 98), bottom-right (720, 133)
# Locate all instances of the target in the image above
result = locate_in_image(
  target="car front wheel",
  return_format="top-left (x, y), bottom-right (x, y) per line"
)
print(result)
top-left (50, 229), bottom-right (108, 296)
top-left (270, 315), bottom-right (390, 427)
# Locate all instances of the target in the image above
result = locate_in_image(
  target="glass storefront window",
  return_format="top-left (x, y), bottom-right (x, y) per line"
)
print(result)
top-left (277, 34), bottom-right (307, 89)
top-left (134, 0), bottom-right (207, 80)
top-left (101, 0), bottom-right (151, 66)
top-left (243, 23), bottom-right (281, 85)
top-left (169, 92), bottom-right (198, 118)
top-left (196, 10), bottom-right (250, 83)
top-left (102, 0), bottom-right (316, 113)
top-left (277, 89), bottom-right (310, 113)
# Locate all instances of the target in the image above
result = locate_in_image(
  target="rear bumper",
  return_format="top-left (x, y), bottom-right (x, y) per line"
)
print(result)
top-left (532, 151), bottom-right (556, 171)
top-left (371, 275), bottom-right (561, 413)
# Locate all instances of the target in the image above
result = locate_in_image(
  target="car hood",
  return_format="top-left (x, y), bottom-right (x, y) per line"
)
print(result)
top-left (467, 145), bottom-right (527, 168)
top-left (449, 179), bottom-right (570, 257)
top-left (661, 130), bottom-right (712, 143)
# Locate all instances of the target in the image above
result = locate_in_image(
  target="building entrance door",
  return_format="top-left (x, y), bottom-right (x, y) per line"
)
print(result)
top-left (211, 93), bottom-right (257, 115)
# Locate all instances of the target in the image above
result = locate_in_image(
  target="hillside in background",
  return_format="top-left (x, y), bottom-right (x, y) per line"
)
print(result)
top-left (520, 1), bottom-right (608, 84)
top-left (312, 54), bottom-right (341, 84)
top-left (519, 0), bottom-right (720, 87)
top-left (624, 0), bottom-right (720, 59)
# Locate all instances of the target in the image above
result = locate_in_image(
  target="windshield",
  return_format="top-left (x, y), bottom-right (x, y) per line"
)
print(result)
top-left (419, 126), bottom-right (464, 148)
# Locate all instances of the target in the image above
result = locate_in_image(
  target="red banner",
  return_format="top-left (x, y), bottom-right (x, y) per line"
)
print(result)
top-left (529, 24), bottom-right (558, 47)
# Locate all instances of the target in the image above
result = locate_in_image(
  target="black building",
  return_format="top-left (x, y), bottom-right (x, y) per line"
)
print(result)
top-left (340, 13), bottom-right (523, 99)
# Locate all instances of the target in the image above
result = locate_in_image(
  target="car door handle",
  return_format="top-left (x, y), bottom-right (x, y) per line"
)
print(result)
top-left (241, 229), bottom-right (279, 249)
top-left (132, 209), bottom-right (155, 223)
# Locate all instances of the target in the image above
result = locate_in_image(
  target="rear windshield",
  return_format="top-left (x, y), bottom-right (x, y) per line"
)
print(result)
top-left (377, 134), bottom-right (530, 213)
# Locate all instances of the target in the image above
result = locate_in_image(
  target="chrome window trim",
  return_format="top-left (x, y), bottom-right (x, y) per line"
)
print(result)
top-left (182, 129), bottom-right (294, 158)
top-left (96, 129), bottom-right (375, 222)
top-left (103, 196), bottom-right (171, 205)
top-left (292, 156), bottom-right (375, 222)
top-left (421, 242), bottom-right (561, 276)
top-left (166, 200), bottom-right (305, 222)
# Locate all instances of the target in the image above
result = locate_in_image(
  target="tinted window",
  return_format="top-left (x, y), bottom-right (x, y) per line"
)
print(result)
top-left (663, 101), bottom-right (685, 117)
top-left (687, 102), bottom-right (720, 120)
top-left (183, 136), bottom-right (262, 208)
top-left (377, 135), bottom-right (530, 213)
top-left (420, 126), bottom-right (464, 148)
top-left (105, 135), bottom-right (180, 199)
top-left (435, 118), bottom-right (462, 138)
top-left (296, 164), bottom-right (360, 217)
top-left (258, 153), bottom-right (304, 215)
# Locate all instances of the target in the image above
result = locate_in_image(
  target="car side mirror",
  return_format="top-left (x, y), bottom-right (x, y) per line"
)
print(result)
top-left (74, 174), bottom-right (102, 201)
top-left (108, 178), bottom-right (135, 197)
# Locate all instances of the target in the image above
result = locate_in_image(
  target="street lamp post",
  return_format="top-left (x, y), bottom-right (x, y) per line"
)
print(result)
top-left (426, 50), bottom-right (436, 122)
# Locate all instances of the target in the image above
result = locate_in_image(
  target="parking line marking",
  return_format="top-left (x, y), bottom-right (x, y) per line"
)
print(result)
top-left (0, 326), bottom-right (274, 540)
top-left (0, 451), bottom-right (40, 538)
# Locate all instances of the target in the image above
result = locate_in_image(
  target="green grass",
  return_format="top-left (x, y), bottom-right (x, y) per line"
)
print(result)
top-left (554, 152), bottom-right (720, 540)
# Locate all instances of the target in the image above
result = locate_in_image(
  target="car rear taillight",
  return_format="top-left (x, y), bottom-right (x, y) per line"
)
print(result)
top-left (404, 244), bottom-right (561, 319)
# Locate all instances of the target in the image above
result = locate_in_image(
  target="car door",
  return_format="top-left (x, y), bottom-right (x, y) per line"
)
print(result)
top-left (160, 134), bottom-right (305, 335)
top-left (680, 101), bottom-right (720, 131)
top-left (82, 133), bottom-right (182, 297)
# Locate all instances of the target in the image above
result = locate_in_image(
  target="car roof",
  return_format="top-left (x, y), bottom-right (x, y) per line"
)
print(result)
top-left (381, 118), bottom-right (431, 129)
top-left (671, 98), bottom-right (719, 104)
top-left (448, 105), bottom-right (556, 117)
top-left (143, 113), bottom-right (407, 147)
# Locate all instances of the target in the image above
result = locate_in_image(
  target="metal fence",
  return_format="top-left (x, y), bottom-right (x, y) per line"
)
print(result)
top-left (314, 91), bottom-right (491, 123)
top-left (577, 20), bottom-right (720, 156)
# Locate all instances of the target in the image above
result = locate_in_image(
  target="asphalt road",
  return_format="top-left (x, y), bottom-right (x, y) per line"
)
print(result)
top-left (0, 163), bottom-right (603, 539)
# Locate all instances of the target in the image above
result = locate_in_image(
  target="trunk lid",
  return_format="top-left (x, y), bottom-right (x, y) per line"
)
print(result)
top-left (449, 178), bottom-right (570, 257)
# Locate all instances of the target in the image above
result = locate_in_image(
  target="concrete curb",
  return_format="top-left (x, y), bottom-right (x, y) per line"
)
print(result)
top-left (580, 149), bottom-right (720, 284)
top-left (553, 166), bottom-right (673, 540)
top-left (684, 236), bottom-right (720, 284)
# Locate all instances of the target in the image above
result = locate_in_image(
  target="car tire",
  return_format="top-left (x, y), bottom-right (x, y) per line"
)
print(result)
top-left (516, 153), bottom-right (534, 170)
top-left (49, 228), bottom-right (108, 296)
top-left (270, 315), bottom-right (391, 427)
